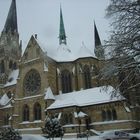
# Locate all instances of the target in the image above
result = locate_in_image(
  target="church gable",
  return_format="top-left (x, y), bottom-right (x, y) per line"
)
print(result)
top-left (22, 35), bottom-right (43, 62)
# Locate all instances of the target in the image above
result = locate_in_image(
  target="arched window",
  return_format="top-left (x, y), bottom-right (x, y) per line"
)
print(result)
top-left (9, 60), bottom-right (13, 69)
top-left (34, 103), bottom-right (41, 120)
top-left (83, 65), bottom-right (91, 89)
top-left (23, 104), bottom-right (29, 121)
top-left (112, 109), bottom-right (117, 120)
top-left (107, 109), bottom-right (112, 121)
top-left (63, 114), bottom-right (69, 124)
top-left (61, 70), bottom-right (72, 93)
top-left (102, 110), bottom-right (107, 121)
top-left (1, 60), bottom-right (5, 73)
top-left (69, 113), bottom-right (73, 124)
top-left (63, 113), bottom-right (73, 125)
top-left (4, 114), bottom-right (10, 125)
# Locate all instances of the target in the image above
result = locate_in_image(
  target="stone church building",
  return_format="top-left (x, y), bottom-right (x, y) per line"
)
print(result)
top-left (0, 0), bottom-right (139, 134)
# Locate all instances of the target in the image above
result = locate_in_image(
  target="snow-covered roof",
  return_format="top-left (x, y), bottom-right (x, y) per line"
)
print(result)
top-left (0, 94), bottom-right (10, 106)
top-left (44, 87), bottom-right (55, 100)
top-left (35, 38), bottom-right (96, 62)
top-left (4, 69), bottom-right (19, 87)
top-left (47, 86), bottom-right (124, 110)
top-left (76, 43), bottom-right (96, 59)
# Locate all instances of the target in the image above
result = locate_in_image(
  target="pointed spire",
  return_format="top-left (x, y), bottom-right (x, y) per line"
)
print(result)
top-left (94, 21), bottom-right (105, 59)
top-left (59, 5), bottom-right (67, 45)
top-left (94, 21), bottom-right (101, 47)
top-left (3, 0), bottom-right (18, 33)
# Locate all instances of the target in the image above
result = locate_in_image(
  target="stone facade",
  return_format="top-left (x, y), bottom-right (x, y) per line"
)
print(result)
top-left (0, 0), bottom-right (140, 135)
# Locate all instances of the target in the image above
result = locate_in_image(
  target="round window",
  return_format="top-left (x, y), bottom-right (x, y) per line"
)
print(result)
top-left (23, 69), bottom-right (41, 95)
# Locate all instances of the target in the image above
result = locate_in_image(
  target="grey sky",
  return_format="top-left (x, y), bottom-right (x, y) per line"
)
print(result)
top-left (0, 0), bottom-right (110, 53)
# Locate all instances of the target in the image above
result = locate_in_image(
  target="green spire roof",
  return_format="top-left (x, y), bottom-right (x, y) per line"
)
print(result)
top-left (3, 0), bottom-right (18, 33)
top-left (59, 6), bottom-right (67, 45)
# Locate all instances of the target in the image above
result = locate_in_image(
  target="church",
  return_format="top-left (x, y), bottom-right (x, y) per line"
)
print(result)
top-left (0, 0), bottom-right (139, 134)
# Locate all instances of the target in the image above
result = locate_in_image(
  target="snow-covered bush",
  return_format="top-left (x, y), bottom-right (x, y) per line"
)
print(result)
top-left (42, 116), bottom-right (64, 139)
top-left (0, 127), bottom-right (22, 140)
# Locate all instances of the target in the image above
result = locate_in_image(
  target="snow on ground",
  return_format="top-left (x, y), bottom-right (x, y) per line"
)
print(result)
top-left (22, 133), bottom-right (140, 140)
top-left (22, 135), bottom-right (100, 140)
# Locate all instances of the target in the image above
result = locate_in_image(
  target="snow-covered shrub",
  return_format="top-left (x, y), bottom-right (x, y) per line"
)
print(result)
top-left (0, 127), bottom-right (22, 140)
top-left (42, 116), bottom-right (64, 139)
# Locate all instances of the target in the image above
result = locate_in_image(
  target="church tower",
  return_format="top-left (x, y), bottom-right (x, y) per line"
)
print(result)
top-left (0, 0), bottom-right (21, 84)
top-left (94, 22), bottom-right (105, 59)
top-left (59, 6), bottom-right (67, 45)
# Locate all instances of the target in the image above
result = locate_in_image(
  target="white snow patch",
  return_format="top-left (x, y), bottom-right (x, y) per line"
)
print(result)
top-left (0, 94), bottom-right (10, 106)
top-left (44, 87), bottom-right (55, 100)
top-left (20, 120), bottom-right (42, 124)
top-left (76, 43), bottom-right (96, 59)
top-left (4, 69), bottom-right (19, 87)
top-left (22, 134), bottom-right (47, 140)
top-left (124, 106), bottom-right (131, 112)
top-left (44, 63), bottom-right (48, 71)
top-left (0, 103), bottom-right (12, 109)
top-left (77, 111), bottom-right (88, 118)
top-left (16, 94), bottom-right (44, 100)
top-left (24, 57), bottom-right (40, 64)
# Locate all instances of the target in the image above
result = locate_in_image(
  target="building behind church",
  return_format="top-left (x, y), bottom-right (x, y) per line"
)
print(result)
top-left (0, 0), bottom-right (139, 134)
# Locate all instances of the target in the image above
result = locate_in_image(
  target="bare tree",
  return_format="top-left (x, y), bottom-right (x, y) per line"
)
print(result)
top-left (102, 0), bottom-right (140, 107)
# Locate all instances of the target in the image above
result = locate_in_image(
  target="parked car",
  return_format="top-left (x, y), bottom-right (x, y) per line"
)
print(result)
top-left (100, 130), bottom-right (140, 140)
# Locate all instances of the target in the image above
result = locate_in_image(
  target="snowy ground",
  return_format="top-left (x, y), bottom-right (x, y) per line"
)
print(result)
top-left (22, 134), bottom-right (100, 140)
top-left (22, 133), bottom-right (140, 140)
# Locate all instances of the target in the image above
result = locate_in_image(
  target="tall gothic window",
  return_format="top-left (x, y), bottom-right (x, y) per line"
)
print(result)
top-left (23, 104), bottom-right (29, 121)
top-left (61, 70), bottom-right (72, 93)
top-left (102, 110), bottom-right (107, 121)
top-left (107, 109), bottom-right (112, 121)
top-left (63, 113), bottom-right (73, 125)
top-left (34, 102), bottom-right (41, 120)
top-left (83, 65), bottom-right (91, 89)
top-left (112, 109), bottom-right (117, 120)
top-left (63, 114), bottom-right (69, 124)
top-left (4, 114), bottom-right (10, 125)
top-left (1, 60), bottom-right (5, 73)
top-left (69, 113), bottom-right (73, 124)
top-left (9, 60), bottom-right (13, 69)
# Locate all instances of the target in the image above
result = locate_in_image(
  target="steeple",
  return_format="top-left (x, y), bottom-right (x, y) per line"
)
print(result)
top-left (59, 6), bottom-right (67, 45)
top-left (94, 21), bottom-right (101, 47)
top-left (3, 0), bottom-right (18, 34)
top-left (94, 21), bottom-right (105, 59)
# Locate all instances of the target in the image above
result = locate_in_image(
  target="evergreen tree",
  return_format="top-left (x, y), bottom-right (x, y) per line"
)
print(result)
top-left (0, 127), bottom-right (22, 140)
top-left (42, 116), bottom-right (64, 139)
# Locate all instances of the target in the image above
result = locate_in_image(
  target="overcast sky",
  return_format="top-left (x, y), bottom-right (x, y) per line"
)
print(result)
top-left (0, 0), bottom-right (110, 53)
